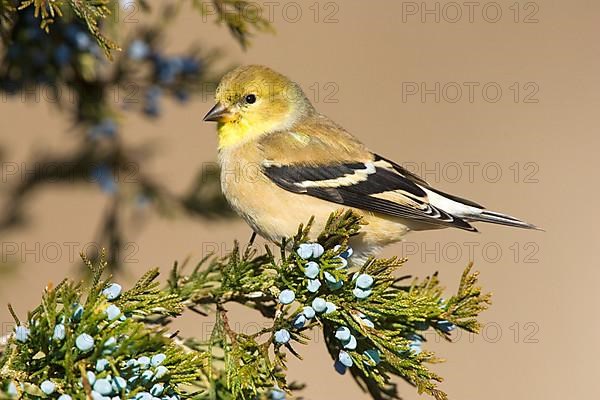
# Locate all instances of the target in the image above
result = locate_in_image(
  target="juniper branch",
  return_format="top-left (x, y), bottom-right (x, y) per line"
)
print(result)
top-left (165, 210), bottom-right (492, 399)
top-left (1, 211), bottom-right (492, 400)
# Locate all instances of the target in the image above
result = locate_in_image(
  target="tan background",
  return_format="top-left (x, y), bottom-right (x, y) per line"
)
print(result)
top-left (1, 1), bottom-right (599, 399)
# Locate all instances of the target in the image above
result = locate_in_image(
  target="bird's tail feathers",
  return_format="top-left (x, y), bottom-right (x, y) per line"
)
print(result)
top-left (420, 187), bottom-right (540, 231)
top-left (467, 209), bottom-right (540, 230)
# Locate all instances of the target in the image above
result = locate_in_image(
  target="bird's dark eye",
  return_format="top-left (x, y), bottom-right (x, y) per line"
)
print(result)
top-left (245, 94), bottom-right (257, 104)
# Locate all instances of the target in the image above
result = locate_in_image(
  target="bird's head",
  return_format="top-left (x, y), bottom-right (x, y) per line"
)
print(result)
top-left (204, 65), bottom-right (314, 149)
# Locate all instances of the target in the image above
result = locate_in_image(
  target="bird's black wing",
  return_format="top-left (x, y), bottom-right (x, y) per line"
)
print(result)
top-left (262, 155), bottom-right (477, 231)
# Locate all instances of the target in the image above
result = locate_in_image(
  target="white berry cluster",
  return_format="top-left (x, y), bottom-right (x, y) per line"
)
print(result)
top-left (6, 282), bottom-right (182, 400)
top-left (274, 242), bottom-right (383, 376)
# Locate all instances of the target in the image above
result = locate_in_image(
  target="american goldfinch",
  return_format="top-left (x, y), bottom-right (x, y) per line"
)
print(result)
top-left (204, 65), bottom-right (537, 263)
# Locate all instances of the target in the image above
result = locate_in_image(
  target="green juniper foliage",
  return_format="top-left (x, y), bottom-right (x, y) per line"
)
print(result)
top-left (1, 0), bottom-right (273, 58)
top-left (0, 212), bottom-right (491, 399)
top-left (0, 251), bottom-right (206, 399)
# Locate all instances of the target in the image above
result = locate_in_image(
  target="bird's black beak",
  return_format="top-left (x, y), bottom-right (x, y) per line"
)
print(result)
top-left (203, 102), bottom-right (233, 122)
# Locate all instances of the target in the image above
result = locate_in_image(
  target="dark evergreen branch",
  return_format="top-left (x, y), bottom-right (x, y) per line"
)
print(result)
top-left (1, 0), bottom-right (275, 57)
top-left (194, 0), bottom-right (275, 50)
